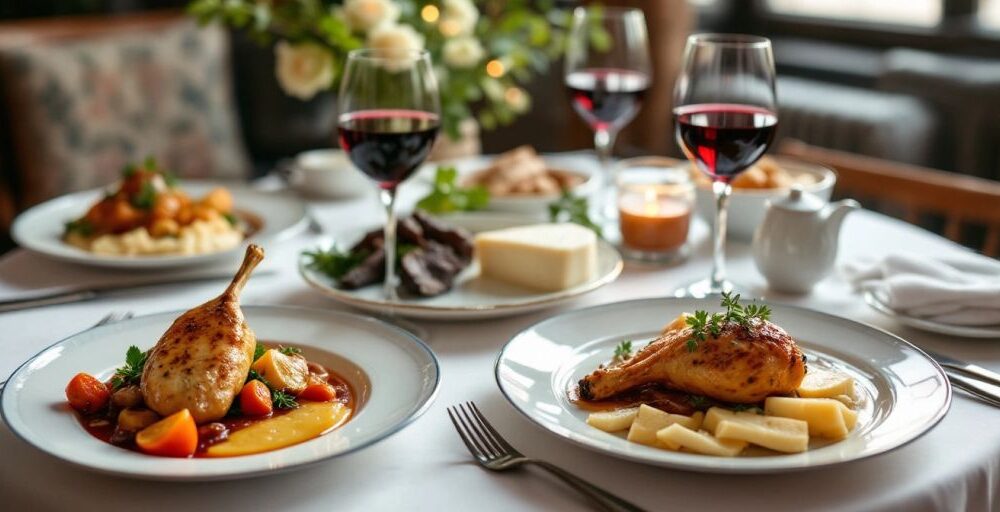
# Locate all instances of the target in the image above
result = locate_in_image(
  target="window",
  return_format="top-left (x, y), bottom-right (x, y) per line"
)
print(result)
top-left (764, 0), bottom-right (942, 27)
top-left (981, 0), bottom-right (1000, 30)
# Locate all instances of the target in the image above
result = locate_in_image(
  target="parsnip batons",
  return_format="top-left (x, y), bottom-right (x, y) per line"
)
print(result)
top-left (626, 405), bottom-right (703, 446)
top-left (656, 424), bottom-right (747, 457)
top-left (586, 407), bottom-right (639, 432)
top-left (796, 369), bottom-right (854, 399)
top-left (764, 397), bottom-right (856, 439)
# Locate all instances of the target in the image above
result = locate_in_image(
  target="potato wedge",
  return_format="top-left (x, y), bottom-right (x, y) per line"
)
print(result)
top-left (764, 397), bottom-right (852, 440)
top-left (252, 349), bottom-right (309, 394)
top-left (586, 407), bottom-right (639, 432)
top-left (714, 417), bottom-right (809, 453)
top-left (656, 424), bottom-right (747, 456)
top-left (797, 369), bottom-right (854, 399)
top-left (626, 405), bottom-right (702, 447)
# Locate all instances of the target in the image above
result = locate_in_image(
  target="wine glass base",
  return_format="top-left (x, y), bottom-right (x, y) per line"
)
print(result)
top-left (672, 278), bottom-right (739, 299)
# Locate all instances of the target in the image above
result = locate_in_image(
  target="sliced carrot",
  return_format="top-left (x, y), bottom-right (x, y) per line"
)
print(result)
top-left (135, 409), bottom-right (198, 457)
top-left (65, 373), bottom-right (110, 414)
top-left (299, 379), bottom-right (337, 402)
top-left (240, 380), bottom-right (273, 416)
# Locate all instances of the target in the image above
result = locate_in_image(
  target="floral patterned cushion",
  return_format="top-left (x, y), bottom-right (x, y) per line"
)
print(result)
top-left (0, 19), bottom-right (250, 205)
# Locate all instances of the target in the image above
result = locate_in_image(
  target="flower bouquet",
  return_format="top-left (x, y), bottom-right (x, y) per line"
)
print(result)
top-left (189, 0), bottom-right (569, 140)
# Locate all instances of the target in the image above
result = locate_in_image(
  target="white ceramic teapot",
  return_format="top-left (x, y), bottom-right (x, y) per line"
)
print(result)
top-left (752, 187), bottom-right (859, 294)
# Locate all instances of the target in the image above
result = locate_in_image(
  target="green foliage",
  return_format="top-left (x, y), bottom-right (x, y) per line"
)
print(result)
top-left (613, 339), bottom-right (633, 362)
top-left (416, 167), bottom-right (489, 214)
top-left (64, 219), bottom-right (94, 237)
top-left (252, 343), bottom-right (266, 362)
top-left (111, 346), bottom-right (148, 390)
top-left (548, 190), bottom-right (602, 237)
top-left (686, 292), bottom-right (773, 352)
top-left (187, 0), bottom-right (569, 138)
top-left (278, 346), bottom-right (302, 356)
top-left (304, 246), bottom-right (369, 281)
top-left (272, 390), bottom-right (299, 409)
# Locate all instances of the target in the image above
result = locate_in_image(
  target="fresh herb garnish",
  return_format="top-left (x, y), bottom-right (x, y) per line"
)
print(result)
top-left (253, 343), bottom-right (266, 362)
top-left (416, 166), bottom-right (489, 214)
top-left (132, 181), bottom-right (158, 210)
top-left (246, 368), bottom-right (268, 385)
top-left (272, 390), bottom-right (298, 409)
top-left (65, 219), bottom-right (94, 236)
top-left (278, 346), bottom-right (302, 356)
top-left (304, 246), bottom-right (369, 281)
top-left (731, 404), bottom-right (764, 414)
top-left (111, 345), bottom-right (148, 390)
top-left (222, 212), bottom-right (238, 227)
top-left (685, 292), bottom-right (771, 352)
top-left (688, 394), bottom-right (710, 409)
top-left (548, 190), bottom-right (602, 237)
top-left (613, 340), bottom-right (633, 362)
top-left (122, 163), bottom-right (139, 177)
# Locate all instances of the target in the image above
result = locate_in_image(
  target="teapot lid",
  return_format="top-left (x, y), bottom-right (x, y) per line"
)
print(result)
top-left (769, 186), bottom-right (826, 212)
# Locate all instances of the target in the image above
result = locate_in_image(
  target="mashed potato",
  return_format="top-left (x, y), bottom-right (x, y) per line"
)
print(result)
top-left (68, 217), bottom-right (244, 256)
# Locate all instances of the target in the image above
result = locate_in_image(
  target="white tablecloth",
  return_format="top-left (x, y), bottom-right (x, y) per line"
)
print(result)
top-left (1, 179), bottom-right (998, 512)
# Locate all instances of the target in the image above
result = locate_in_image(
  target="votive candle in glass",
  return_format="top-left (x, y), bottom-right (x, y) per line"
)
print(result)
top-left (616, 157), bottom-right (693, 263)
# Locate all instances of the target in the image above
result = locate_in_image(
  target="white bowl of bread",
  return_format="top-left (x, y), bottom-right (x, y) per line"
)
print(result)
top-left (691, 156), bottom-right (837, 240)
top-left (462, 146), bottom-right (596, 216)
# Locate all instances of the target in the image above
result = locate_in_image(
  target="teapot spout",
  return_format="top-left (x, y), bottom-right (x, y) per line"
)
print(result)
top-left (823, 199), bottom-right (860, 236)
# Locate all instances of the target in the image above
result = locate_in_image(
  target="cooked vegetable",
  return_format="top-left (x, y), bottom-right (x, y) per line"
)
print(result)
top-left (65, 373), bottom-right (110, 414)
top-left (586, 407), bottom-right (639, 433)
top-left (626, 405), bottom-right (704, 447)
top-left (111, 385), bottom-right (143, 408)
top-left (299, 379), bottom-right (337, 402)
top-left (240, 380), bottom-right (273, 416)
top-left (306, 362), bottom-right (329, 380)
top-left (117, 408), bottom-right (161, 432)
top-left (764, 396), bottom-right (855, 439)
top-left (135, 408), bottom-right (198, 457)
top-left (110, 346), bottom-right (147, 390)
top-left (656, 424), bottom-right (747, 456)
top-left (251, 349), bottom-right (309, 394)
top-left (205, 402), bottom-right (348, 457)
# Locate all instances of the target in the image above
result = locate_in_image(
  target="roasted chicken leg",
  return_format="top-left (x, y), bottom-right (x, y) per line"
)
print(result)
top-left (141, 244), bottom-right (264, 423)
top-left (579, 315), bottom-right (806, 404)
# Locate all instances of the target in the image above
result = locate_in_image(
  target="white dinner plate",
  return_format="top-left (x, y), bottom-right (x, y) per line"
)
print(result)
top-left (864, 290), bottom-right (1000, 339)
top-left (299, 213), bottom-right (623, 321)
top-left (12, 181), bottom-right (308, 269)
top-left (1, 306), bottom-right (439, 481)
top-left (495, 298), bottom-right (951, 474)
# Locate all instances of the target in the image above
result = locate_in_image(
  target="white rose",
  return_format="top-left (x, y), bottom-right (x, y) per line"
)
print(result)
top-left (341, 0), bottom-right (400, 33)
top-left (274, 41), bottom-right (335, 101)
top-left (440, 0), bottom-right (479, 36)
top-left (367, 23), bottom-right (426, 71)
top-left (442, 37), bottom-right (485, 69)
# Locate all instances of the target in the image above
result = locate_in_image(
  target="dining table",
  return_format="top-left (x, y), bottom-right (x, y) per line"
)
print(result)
top-left (1, 157), bottom-right (998, 512)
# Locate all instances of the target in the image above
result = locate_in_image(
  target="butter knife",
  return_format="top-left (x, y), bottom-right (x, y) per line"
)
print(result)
top-left (947, 371), bottom-right (1000, 408)
top-left (924, 349), bottom-right (1000, 389)
top-left (0, 269), bottom-right (276, 313)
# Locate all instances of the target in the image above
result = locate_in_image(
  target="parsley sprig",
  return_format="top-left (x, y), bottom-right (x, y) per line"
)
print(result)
top-left (548, 190), bottom-right (603, 237)
top-left (111, 346), bottom-right (148, 390)
top-left (685, 292), bottom-right (772, 352)
top-left (304, 246), bottom-right (369, 281)
top-left (612, 340), bottom-right (633, 362)
top-left (416, 167), bottom-right (489, 214)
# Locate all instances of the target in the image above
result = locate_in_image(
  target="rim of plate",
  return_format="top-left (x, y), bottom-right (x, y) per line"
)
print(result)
top-left (494, 297), bottom-right (952, 473)
top-left (11, 182), bottom-right (308, 267)
top-left (1, 305), bottom-right (440, 481)
top-left (298, 240), bottom-right (623, 315)
top-left (863, 290), bottom-right (1000, 339)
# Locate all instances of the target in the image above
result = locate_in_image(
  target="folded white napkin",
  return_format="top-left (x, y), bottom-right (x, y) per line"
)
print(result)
top-left (842, 252), bottom-right (1000, 326)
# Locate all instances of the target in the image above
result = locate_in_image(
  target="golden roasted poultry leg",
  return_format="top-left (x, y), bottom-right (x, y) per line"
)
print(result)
top-left (141, 244), bottom-right (264, 423)
top-left (579, 320), bottom-right (806, 404)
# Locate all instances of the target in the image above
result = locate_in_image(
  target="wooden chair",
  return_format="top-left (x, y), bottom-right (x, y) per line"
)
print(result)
top-left (779, 139), bottom-right (1000, 257)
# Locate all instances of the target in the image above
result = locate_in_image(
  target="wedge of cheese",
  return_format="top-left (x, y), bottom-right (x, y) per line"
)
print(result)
top-left (474, 223), bottom-right (598, 292)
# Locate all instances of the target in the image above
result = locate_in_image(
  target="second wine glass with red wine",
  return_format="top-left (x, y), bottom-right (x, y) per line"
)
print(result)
top-left (338, 48), bottom-right (440, 301)
top-left (672, 34), bottom-right (778, 297)
top-left (565, 6), bottom-right (651, 224)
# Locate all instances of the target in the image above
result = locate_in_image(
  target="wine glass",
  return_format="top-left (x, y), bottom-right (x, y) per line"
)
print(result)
top-left (338, 48), bottom-right (441, 301)
top-left (565, 6), bottom-right (652, 224)
top-left (672, 34), bottom-right (778, 298)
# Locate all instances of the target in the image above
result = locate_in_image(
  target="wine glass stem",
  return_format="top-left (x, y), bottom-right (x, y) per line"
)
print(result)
top-left (380, 187), bottom-right (399, 302)
top-left (710, 180), bottom-right (732, 293)
top-left (593, 128), bottom-right (617, 220)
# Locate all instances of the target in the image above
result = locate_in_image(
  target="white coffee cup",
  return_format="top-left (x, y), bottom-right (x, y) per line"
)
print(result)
top-left (288, 149), bottom-right (371, 199)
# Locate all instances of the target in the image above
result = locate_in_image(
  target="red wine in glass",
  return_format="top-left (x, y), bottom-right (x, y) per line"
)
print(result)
top-left (338, 109), bottom-right (440, 190)
top-left (566, 68), bottom-right (650, 131)
top-left (674, 103), bottom-right (778, 182)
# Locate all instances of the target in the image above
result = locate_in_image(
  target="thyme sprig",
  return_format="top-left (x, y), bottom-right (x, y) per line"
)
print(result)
top-left (612, 340), bottom-right (633, 362)
top-left (685, 292), bottom-right (772, 352)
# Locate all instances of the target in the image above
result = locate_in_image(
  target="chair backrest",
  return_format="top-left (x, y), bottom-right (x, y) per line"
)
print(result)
top-left (779, 139), bottom-right (1000, 257)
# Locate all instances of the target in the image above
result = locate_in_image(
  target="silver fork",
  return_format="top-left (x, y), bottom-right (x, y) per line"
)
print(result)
top-left (0, 311), bottom-right (134, 390)
top-left (447, 402), bottom-right (646, 512)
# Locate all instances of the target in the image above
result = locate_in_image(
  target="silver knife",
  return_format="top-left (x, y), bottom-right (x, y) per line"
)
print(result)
top-left (924, 348), bottom-right (1000, 389)
top-left (0, 269), bottom-right (277, 313)
top-left (947, 371), bottom-right (1000, 408)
